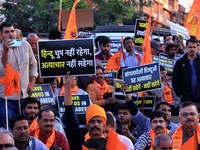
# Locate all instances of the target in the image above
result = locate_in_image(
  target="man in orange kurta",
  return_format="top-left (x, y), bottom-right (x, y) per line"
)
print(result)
top-left (171, 101), bottom-right (200, 150)
top-left (86, 66), bottom-right (115, 107)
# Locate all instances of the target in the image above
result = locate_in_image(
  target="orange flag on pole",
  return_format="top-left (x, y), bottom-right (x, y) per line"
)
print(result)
top-left (0, 64), bottom-right (20, 97)
top-left (104, 49), bottom-right (122, 72)
top-left (152, 16), bottom-right (159, 32)
top-left (106, 129), bottom-right (127, 150)
top-left (184, 0), bottom-right (200, 40)
top-left (64, 0), bottom-right (80, 39)
top-left (57, 0), bottom-right (62, 31)
top-left (140, 9), bottom-right (153, 65)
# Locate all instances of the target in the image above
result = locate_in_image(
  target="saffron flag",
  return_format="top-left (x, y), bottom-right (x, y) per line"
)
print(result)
top-left (0, 64), bottom-right (20, 97)
top-left (152, 16), bottom-right (159, 31)
top-left (64, 0), bottom-right (80, 39)
top-left (184, 0), bottom-right (200, 40)
top-left (140, 9), bottom-right (153, 65)
top-left (104, 49), bottom-right (122, 72)
top-left (106, 129), bottom-right (127, 150)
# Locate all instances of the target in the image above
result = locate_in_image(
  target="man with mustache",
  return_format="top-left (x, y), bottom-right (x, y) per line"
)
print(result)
top-left (86, 66), bottom-right (116, 107)
top-left (30, 108), bottom-right (69, 149)
top-left (10, 114), bottom-right (48, 150)
top-left (171, 101), bottom-right (200, 149)
top-left (134, 111), bottom-right (169, 150)
top-left (120, 37), bottom-right (141, 68)
top-left (172, 38), bottom-right (200, 103)
top-left (63, 72), bottom-right (107, 150)
top-left (22, 97), bottom-right (66, 138)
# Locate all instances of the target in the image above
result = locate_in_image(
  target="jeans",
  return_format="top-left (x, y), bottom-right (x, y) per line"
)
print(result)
top-left (0, 97), bottom-right (26, 129)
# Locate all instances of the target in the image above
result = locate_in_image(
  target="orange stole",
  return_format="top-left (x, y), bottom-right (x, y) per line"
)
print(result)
top-left (29, 118), bottom-right (38, 132)
top-left (163, 83), bottom-right (174, 104)
top-left (149, 129), bottom-right (170, 149)
top-left (172, 125), bottom-right (200, 150)
top-left (59, 85), bottom-right (79, 96)
top-left (93, 80), bottom-right (112, 99)
top-left (33, 127), bottom-right (55, 148)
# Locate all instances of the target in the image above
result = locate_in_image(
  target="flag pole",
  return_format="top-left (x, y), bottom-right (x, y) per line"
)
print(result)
top-left (18, 98), bottom-right (21, 114)
top-left (5, 96), bottom-right (8, 130)
top-left (58, 0), bottom-right (62, 31)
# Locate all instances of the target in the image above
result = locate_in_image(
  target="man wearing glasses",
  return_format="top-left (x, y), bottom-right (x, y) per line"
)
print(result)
top-left (171, 101), bottom-right (200, 149)
top-left (120, 37), bottom-right (141, 68)
top-left (0, 128), bottom-right (17, 150)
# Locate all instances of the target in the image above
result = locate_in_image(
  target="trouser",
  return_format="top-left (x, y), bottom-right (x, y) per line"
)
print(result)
top-left (0, 97), bottom-right (26, 129)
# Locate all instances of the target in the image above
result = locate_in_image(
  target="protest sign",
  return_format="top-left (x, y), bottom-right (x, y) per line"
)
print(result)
top-left (58, 95), bottom-right (90, 116)
top-left (153, 56), bottom-right (175, 73)
top-left (122, 63), bottom-right (161, 93)
top-left (110, 40), bottom-right (123, 54)
top-left (31, 84), bottom-right (55, 105)
top-left (38, 39), bottom-right (95, 77)
top-left (104, 72), bottom-right (117, 80)
top-left (134, 96), bottom-right (155, 116)
top-left (168, 21), bottom-right (190, 40)
top-left (134, 19), bottom-right (148, 46)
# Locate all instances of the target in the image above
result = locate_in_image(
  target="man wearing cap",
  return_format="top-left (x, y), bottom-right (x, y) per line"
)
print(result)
top-left (63, 72), bottom-right (107, 150)
top-left (151, 40), bottom-right (162, 56)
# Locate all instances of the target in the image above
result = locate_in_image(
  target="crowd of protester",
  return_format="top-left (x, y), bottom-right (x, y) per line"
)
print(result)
top-left (1, 21), bottom-right (200, 150)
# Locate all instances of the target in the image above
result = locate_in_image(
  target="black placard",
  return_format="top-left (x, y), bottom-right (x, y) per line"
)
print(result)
top-left (110, 40), bottom-right (123, 54)
top-left (58, 95), bottom-right (90, 115)
top-left (38, 39), bottom-right (96, 77)
top-left (122, 63), bottom-right (161, 93)
top-left (31, 84), bottom-right (55, 105)
top-left (104, 72), bottom-right (117, 80)
top-left (134, 19), bottom-right (148, 46)
top-left (135, 96), bottom-right (155, 111)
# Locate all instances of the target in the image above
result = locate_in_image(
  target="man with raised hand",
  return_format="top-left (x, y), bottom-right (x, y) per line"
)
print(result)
top-left (63, 72), bottom-right (107, 150)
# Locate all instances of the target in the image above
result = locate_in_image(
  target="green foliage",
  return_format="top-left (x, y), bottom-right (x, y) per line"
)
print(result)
top-left (1, 0), bottom-right (89, 33)
top-left (92, 0), bottom-right (136, 26)
top-left (1, 0), bottom-right (142, 32)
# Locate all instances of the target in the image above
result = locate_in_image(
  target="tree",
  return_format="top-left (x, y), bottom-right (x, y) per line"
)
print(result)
top-left (1, 0), bottom-right (89, 33)
top-left (92, 0), bottom-right (137, 26)
top-left (1, 0), bottom-right (143, 32)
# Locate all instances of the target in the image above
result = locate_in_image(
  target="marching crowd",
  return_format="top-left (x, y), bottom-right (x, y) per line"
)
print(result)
top-left (0, 21), bottom-right (200, 150)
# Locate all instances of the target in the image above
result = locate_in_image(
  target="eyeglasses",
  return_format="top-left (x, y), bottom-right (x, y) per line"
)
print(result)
top-left (0, 143), bottom-right (14, 150)
top-left (180, 112), bottom-right (198, 118)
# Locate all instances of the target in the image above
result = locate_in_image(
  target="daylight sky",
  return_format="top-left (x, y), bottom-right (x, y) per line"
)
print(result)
top-left (178, 0), bottom-right (194, 12)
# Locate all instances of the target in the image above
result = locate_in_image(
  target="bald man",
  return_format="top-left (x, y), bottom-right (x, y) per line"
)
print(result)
top-left (27, 33), bottom-right (38, 56)
top-left (0, 128), bottom-right (17, 150)
top-left (153, 133), bottom-right (173, 150)
top-left (15, 29), bottom-right (23, 40)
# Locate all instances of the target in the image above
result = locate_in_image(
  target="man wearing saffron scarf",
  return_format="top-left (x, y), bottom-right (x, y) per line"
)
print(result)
top-left (134, 111), bottom-right (169, 150)
top-left (22, 97), bottom-right (40, 132)
top-left (30, 108), bottom-right (69, 149)
top-left (86, 66), bottom-right (115, 106)
top-left (22, 97), bottom-right (66, 138)
top-left (171, 101), bottom-right (200, 150)
top-left (63, 72), bottom-right (107, 150)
